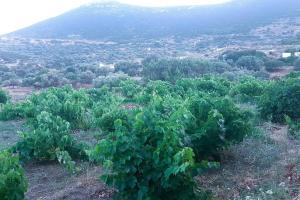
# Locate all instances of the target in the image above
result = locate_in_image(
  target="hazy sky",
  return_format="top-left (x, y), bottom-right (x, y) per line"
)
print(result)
top-left (0, 0), bottom-right (230, 35)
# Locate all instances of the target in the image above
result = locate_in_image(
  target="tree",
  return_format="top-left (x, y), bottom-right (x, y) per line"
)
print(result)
top-left (114, 62), bottom-right (142, 76)
top-left (0, 89), bottom-right (9, 104)
top-left (294, 58), bottom-right (300, 70)
top-left (80, 70), bottom-right (95, 84)
top-left (265, 59), bottom-right (285, 72)
top-left (260, 78), bottom-right (300, 123)
top-left (236, 56), bottom-right (264, 71)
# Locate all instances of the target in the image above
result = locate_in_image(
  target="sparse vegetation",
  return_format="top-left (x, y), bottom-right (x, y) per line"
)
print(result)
top-left (0, 2), bottom-right (300, 198)
top-left (260, 77), bottom-right (300, 123)
top-left (0, 151), bottom-right (28, 200)
top-left (0, 88), bottom-right (9, 104)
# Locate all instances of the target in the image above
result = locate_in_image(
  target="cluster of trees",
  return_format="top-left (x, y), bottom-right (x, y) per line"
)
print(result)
top-left (141, 57), bottom-right (232, 82)
top-left (221, 49), bottom-right (300, 72)
top-left (3, 48), bottom-right (299, 89)
top-left (0, 49), bottom-right (287, 89)
top-left (259, 75), bottom-right (300, 123)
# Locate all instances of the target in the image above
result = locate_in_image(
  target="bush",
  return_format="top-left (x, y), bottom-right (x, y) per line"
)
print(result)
top-left (260, 78), bottom-right (300, 123)
top-left (142, 57), bottom-right (231, 82)
top-left (294, 58), bottom-right (300, 70)
top-left (19, 86), bottom-right (93, 129)
top-left (175, 77), bottom-right (231, 97)
top-left (222, 50), bottom-right (266, 63)
top-left (90, 97), bottom-right (206, 199)
top-left (230, 77), bottom-right (267, 103)
top-left (15, 111), bottom-right (86, 162)
top-left (79, 70), bottom-right (95, 84)
top-left (0, 103), bottom-right (25, 121)
top-left (0, 89), bottom-right (9, 104)
top-left (119, 79), bottom-right (142, 99)
top-left (114, 62), bottom-right (142, 76)
top-left (89, 79), bottom-right (251, 199)
top-left (265, 59), bottom-right (285, 72)
top-left (0, 151), bottom-right (28, 200)
top-left (285, 116), bottom-right (300, 139)
top-left (93, 72), bottom-right (129, 88)
top-left (236, 56), bottom-right (264, 71)
top-left (186, 94), bottom-right (251, 159)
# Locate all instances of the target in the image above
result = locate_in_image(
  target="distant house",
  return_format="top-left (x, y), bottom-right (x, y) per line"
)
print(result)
top-left (295, 52), bottom-right (300, 57)
top-left (282, 52), bottom-right (292, 58)
top-left (99, 62), bottom-right (114, 69)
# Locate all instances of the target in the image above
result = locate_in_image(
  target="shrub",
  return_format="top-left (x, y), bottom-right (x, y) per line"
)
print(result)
top-left (114, 62), bottom-right (142, 76)
top-left (222, 50), bottom-right (266, 63)
top-left (79, 70), bottom-right (95, 84)
top-left (119, 79), bottom-right (142, 99)
top-left (90, 97), bottom-right (206, 199)
top-left (265, 59), bottom-right (285, 72)
top-left (186, 94), bottom-right (251, 159)
top-left (236, 56), bottom-right (264, 71)
top-left (0, 89), bottom-right (9, 104)
top-left (176, 77), bottom-right (231, 97)
top-left (260, 78), bottom-right (300, 123)
top-left (142, 57), bottom-right (231, 82)
top-left (294, 58), bottom-right (300, 70)
top-left (90, 81), bottom-right (250, 199)
top-left (285, 116), bottom-right (300, 139)
top-left (0, 151), bottom-right (28, 200)
top-left (0, 103), bottom-right (25, 121)
top-left (230, 77), bottom-right (267, 103)
top-left (93, 72), bottom-right (129, 88)
top-left (20, 86), bottom-right (93, 129)
top-left (15, 111), bottom-right (86, 161)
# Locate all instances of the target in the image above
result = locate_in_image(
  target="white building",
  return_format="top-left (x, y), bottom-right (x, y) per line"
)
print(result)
top-left (295, 52), bottom-right (300, 57)
top-left (282, 52), bottom-right (292, 58)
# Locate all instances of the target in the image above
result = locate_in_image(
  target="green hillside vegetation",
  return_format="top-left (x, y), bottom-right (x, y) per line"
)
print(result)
top-left (1, 64), bottom-right (300, 198)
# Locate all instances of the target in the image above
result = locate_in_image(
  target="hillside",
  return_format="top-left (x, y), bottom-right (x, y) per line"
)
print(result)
top-left (8, 0), bottom-right (300, 40)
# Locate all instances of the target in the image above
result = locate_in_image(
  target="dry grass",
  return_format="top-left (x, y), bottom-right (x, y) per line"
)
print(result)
top-left (0, 120), bottom-right (23, 151)
top-left (25, 162), bottom-right (114, 200)
top-left (198, 123), bottom-right (300, 199)
top-left (2, 86), bottom-right (35, 102)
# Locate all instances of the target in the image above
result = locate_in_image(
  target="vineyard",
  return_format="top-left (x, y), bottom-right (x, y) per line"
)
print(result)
top-left (1, 71), bottom-right (300, 199)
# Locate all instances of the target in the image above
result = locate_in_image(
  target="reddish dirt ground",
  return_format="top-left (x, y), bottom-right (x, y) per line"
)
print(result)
top-left (25, 162), bottom-right (114, 200)
top-left (269, 66), bottom-right (295, 79)
top-left (198, 124), bottom-right (300, 199)
top-left (2, 86), bottom-right (35, 102)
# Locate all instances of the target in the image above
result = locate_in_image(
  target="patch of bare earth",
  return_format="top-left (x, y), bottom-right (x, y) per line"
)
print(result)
top-left (269, 66), bottom-right (294, 79)
top-left (197, 123), bottom-right (300, 199)
top-left (2, 86), bottom-right (35, 102)
top-left (0, 120), bottom-right (23, 150)
top-left (25, 162), bottom-right (114, 200)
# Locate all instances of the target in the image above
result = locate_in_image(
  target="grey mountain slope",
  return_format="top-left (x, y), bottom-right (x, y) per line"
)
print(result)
top-left (8, 0), bottom-right (300, 40)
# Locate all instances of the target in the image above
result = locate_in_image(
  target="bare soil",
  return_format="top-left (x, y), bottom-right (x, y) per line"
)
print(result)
top-left (198, 123), bottom-right (300, 199)
top-left (269, 66), bottom-right (295, 79)
top-left (0, 120), bottom-right (23, 151)
top-left (25, 162), bottom-right (114, 200)
top-left (2, 86), bottom-right (35, 102)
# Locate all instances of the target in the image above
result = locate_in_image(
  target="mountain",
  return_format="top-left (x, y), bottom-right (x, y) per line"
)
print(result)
top-left (8, 0), bottom-right (300, 40)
